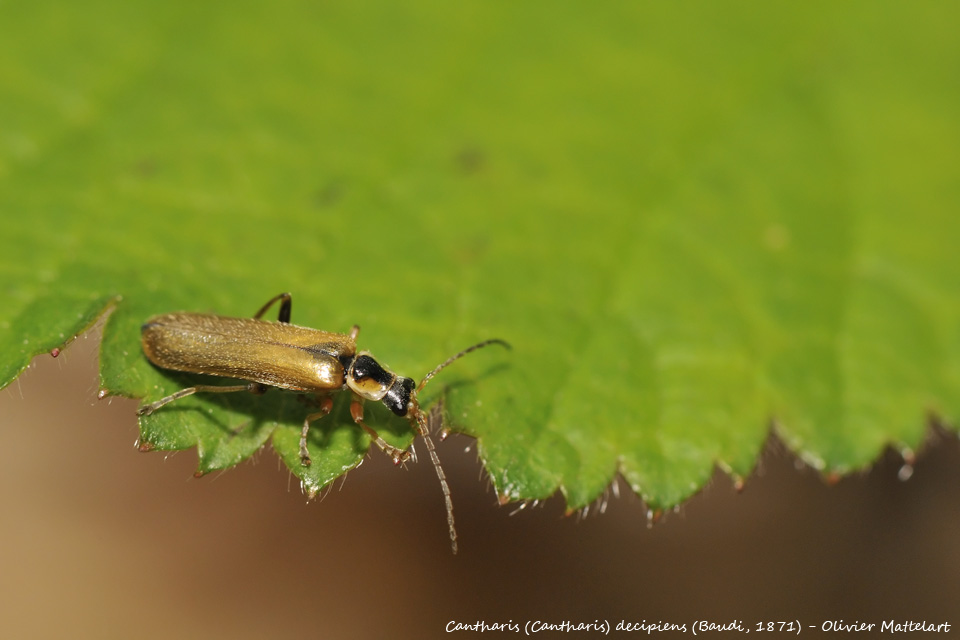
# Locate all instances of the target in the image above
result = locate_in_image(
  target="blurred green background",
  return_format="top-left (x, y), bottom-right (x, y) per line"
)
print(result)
top-left (1, 1), bottom-right (958, 636)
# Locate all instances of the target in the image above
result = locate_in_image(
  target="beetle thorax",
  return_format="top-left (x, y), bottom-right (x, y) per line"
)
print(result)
top-left (346, 353), bottom-right (394, 400)
top-left (345, 353), bottom-right (416, 416)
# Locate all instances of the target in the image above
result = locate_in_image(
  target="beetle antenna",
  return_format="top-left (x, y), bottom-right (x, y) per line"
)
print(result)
top-left (411, 402), bottom-right (458, 554)
top-left (414, 338), bottom-right (509, 553)
top-left (417, 339), bottom-right (511, 392)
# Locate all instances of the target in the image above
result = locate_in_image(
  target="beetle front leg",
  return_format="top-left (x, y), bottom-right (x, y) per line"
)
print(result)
top-left (349, 396), bottom-right (412, 465)
top-left (299, 395), bottom-right (333, 466)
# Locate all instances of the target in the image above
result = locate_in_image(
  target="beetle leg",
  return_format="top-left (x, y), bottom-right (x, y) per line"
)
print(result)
top-left (349, 395), bottom-right (412, 465)
top-left (299, 395), bottom-right (333, 466)
top-left (137, 383), bottom-right (262, 416)
top-left (252, 292), bottom-right (292, 323)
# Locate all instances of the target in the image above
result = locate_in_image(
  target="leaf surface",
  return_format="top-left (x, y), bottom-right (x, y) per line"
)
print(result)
top-left (1, 1), bottom-right (957, 508)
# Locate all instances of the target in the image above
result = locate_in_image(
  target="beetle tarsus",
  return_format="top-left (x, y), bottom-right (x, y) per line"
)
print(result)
top-left (299, 423), bottom-right (312, 466)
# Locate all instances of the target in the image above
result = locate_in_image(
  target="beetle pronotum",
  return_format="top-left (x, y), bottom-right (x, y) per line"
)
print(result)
top-left (137, 292), bottom-right (508, 553)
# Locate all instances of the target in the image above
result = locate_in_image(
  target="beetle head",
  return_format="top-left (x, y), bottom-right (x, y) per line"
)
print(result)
top-left (383, 376), bottom-right (416, 416)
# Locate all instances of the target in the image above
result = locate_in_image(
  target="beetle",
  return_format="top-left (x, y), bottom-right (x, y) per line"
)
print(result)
top-left (136, 292), bottom-right (509, 553)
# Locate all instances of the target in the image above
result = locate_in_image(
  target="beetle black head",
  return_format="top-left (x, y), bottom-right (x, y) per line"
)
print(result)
top-left (382, 376), bottom-right (415, 416)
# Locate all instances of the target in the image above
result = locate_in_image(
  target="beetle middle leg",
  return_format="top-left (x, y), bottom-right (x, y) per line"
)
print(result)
top-left (349, 396), bottom-right (413, 465)
top-left (137, 382), bottom-right (266, 416)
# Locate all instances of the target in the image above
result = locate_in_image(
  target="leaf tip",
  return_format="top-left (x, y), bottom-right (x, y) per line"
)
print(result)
top-left (301, 478), bottom-right (321, 500)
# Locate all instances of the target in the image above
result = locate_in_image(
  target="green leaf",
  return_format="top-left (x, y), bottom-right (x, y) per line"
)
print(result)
top-left (1, 1), bottom-right (957, 511)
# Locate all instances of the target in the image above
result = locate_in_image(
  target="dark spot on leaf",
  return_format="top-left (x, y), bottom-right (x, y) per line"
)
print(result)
top-left (132, 157), bottom-right (157, 178)
top-left (314, 180), bottom-right (344, 207)
top-left (455, 147), bottom-right (485, 175)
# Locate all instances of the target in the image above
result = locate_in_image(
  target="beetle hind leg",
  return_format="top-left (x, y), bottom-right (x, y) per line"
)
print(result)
top-left (252, 292), bottom-right (292, 323)
top-left (137, 383), bottom-right (261, 416)
top-left (299, 396), bottom-right (334, 467)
